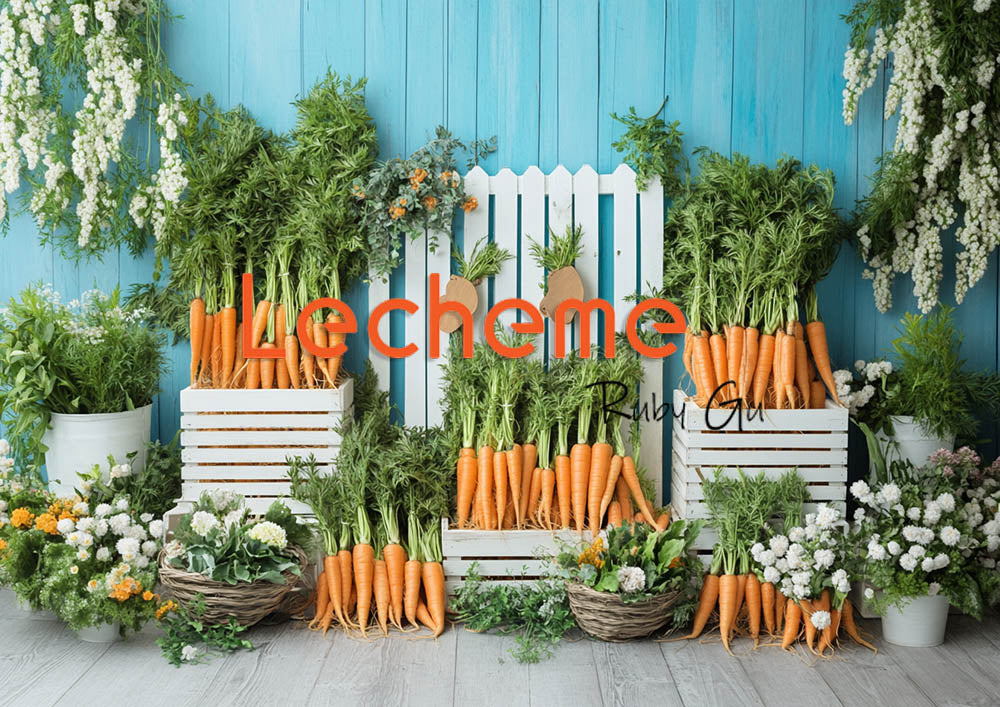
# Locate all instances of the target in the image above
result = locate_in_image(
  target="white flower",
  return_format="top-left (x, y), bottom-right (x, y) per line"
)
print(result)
top-left (887, 541), bottom-right (902, 556)
top-left (94, 519), bottom-right (108, 538)
top-left (76, 548), bottom-right (89, 561)
top-left (109, 513), bottom-right (131, 536)
top-left (116, 537), bottom-right (140, 562)
top-left (815, 505), bottom-right (839, 529)
top-left (140, 513), bottom-right (153, 524)
top-left (94, 503), bottom-right (112, 517)
top-left (70, 565), bottom-right (79, 575)
top-left (899, 554), bottom-right (918, 571)
top-left (164, 540), bottom-right (184, 559)
top-left (115, 498), bottom-right (129, 512)
top-left (95, 547), bottom-right (110, 562)
top-left (750, 542), bottom-right (765, 559)
top-left (854, 508), bottom-right (867, 523)
top-left (851, 480), bottom-right (871, 500)
top-left (759, 550), bottom-right (777, 567)
top-left (769, 535), bottom-right (789, 557)
top-left (923, 502), bottom-right (942, 526)
top-left (937, 493), bottom-right (956, 513)
top-left (148, 520), bottom-right (164, 539)
top-left (190, 511), bottom-right (219, 536)
top-left (57, 517), bottom-right (76, 535)
top-left (864, 587), bottom-right (875, 600)
top-left (73, 502), bottom-right (89, 516)
top-left (907, 507), bottom-right (922, 521)
top-left (141, 540), bottom-right (158, 557)
top-left (110, 463), bottom-right (131, 479)
top-left (934, 553), bottom-right (950, 569)
top-left (248, 521), bottom-right (287, 548)
top-left (134, 554), bottom-right (149, 569)
top-left (921, 556), bottom-right (936, 572)
top-left (908, 545), bottom-right (926, 559)
top-left (880, 483), bottom-right (901, 506)
top-left (928, 582), bottom-right (941, 596)
top-left (868, 543), bottom-right (887, 561)
top-left (617, 566), bottom-right (646, 593)
top-left (788, 527), bottom-right (805, 543)
top-left (792, 571), bottom-right (812, 587)
top-left (223, 510), bottom-right (243, 529)
top-left (810, 610), bottom-right (831, 630)
top-left (832, 569), bottom-right (850, 594)
top-left (940, 526), bottom-right (961, 546)
top-left (763, 566), bottom-right (780, 584)
top-left (775, 558), bottom-right (789, 573)
top-left (181, 645), bottom-right (199, 662)
top-left (813, 549), bottom-right (835, 570)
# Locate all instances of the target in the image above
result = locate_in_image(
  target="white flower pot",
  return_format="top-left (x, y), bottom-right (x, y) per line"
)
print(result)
top-left (42, 405), bottom-right (152, 491)
top-left (77, 622), bottom-right (121, 643)
top-left (881, 594), bottom-right (950, 647)
top-left (877, 415), bottom-right (954, 473)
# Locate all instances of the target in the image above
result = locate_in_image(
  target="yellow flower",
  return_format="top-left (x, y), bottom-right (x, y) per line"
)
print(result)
top-left (142, 590), bottom-right (155, 601)
top-left (156, 600), bottom-right (178, 620)
top-left (462, 197), bottom-right (478, 213)
top-left (34, 512), bottom-right (59, 535)
top-left (440, 170), bottom-right (452, 183)
top-left (11, 507), bottom-right (35, 529)
top-left (0, 538), bottom-right (7, 551)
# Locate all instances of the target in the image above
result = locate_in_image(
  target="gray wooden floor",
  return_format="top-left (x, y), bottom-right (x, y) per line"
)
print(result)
top-left (2, 589), bottom-right (999, 707)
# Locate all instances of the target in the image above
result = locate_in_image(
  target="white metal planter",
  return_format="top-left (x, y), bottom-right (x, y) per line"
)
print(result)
top-left (878, 415), bottom-right (955, 473)
top-left (670, 390), bottom-right (849, 565)
top-left (77, 622), bottom-right (121, 643)
top-left (42, 405), bottom-right (152, 492)
top-left (881, 594), bottom-right (950, 647)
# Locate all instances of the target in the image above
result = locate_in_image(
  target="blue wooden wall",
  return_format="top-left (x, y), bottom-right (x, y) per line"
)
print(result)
top-left (2, 0), bottom-right (997, 484)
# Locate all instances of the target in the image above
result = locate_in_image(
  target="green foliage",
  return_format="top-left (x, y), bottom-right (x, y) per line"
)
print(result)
top-left (0, 284), bottom-right (166, 470)
top-left (157, 597), bottom-right (254, 667)
top-left (76, 437), bottom-right (182, 519)
top-left (456, 238), bottom-right (513, 283)
top-left (450, 567), bottom-right (576, 663)
top-left (610, 97), bottom-right (687, 195)
top-left (529, 224), bottom-right (583, 276)
top-left (357, 126), bottom-right (496, 280)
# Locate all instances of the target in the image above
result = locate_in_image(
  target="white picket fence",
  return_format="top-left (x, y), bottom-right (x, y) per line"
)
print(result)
top-left (368, 164), bottom-right (665, 503)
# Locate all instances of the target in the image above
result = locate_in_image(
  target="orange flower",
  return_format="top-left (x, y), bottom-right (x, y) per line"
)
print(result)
top-left (34, 512), bottom-right (59, 535)
top-left (156, 600), bottom-right (178, 620)
top-left (398, 197), bottom-right (407, 206)
top-left (389, 206), bottom-right (406, 220)
top-left (422, 195), bottom-right (438, 210)
top-left (109, 577), bottom-right (141, 602)
top-left (352, 183), bottom-right (366, 199)
top-left (58, 511), bottom-right (75, 522)
top-left (142, 590), bottom-right (155, 601)
top-left (0, 538), bottom-right (7, 551)
top-left (11, 507), bottom-right (34, 529)
top-left (409, 168), bottom-right (428, 190)
top-left (462, 197), bottom-right (478, 213)
top-left (440, 170), bottom-right (452, 183)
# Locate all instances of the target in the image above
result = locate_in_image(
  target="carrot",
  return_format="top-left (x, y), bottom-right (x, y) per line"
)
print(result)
top-left (404, 559), bottom-right (422, 627)
top-left (761, 581), bottom-right (776, 637)
top-left (529, 468), bottom-right (545, 527)
top-left (692, 333), bottom-right (717, 406)
top-left (456, 448), bottom-right (478, 529)
top-left (323, 554), bottom-right (345, 630)
top-left (738, 326), bottom-right (759, 404)
top-left (621, 456), bottom-right (661, 531)
top-left (828, 607), bottom-right (841, 652)
top-left (718, 574), bottom-right (739, 654)
top-left (598, 454), bottom-right (624, 522)
top-left (781, 599), bottom-right (801, 650)
top-left (774, 330), bottom-right (787, 409)
top-left (245, 358), bottom-right (260, 389)
top-left (231, 322), bottom-right (245, 388)
top-left (734, 573), bottom-right (748, 622)
top-left (806, 320), bottom-right (842, 406)
top-left (727, 325), bottom-right (744, 406)
top-left (607, 501), bottom-right (622, 528)
top-left (317, 599), bottom-right (335, 635)
top-left (795, 334), bottom-right (810, 409)
top-left (520, 443), bottom-right (537, 521)
top-left (799, 598), bottom-right (817, 652)
top-left (310, 570), bottom-right (329, 631)
top-left (587, 441), bottom-right (613, 532)
top-left (416, 601), bottom-right (436, 633)
top-left (260, 342), bottom-right (276, 389)
top-left (210, 311), bottom-right (222, 388)
top-left (810, 380), bottom-right (826, 409)
top-left (615, 476), bottom-right (633, 522)
top-left (198, 312), bottom-right (214, 386)
top-left (502, 495), bottom-right (515, 529)
top-left (338, 549), bottom-right (354, 625)
top-left (275, 304), bottom-right (290, 389)
top-left (301, 320), bottom-right (315, 388)
top-left (507, 444), bottom-right (523, 529)
top-left (775, 591), bottom-right (786, 635)
top-left (682, 331), bottom-right (693, 381)
top-left (313, 319), bottom-right (331, 386)
top-left (423, 561), bottom-right (446, 637)
top-left (570, 442), bottom-right (591, 533)
top-left (373, 558), bottom-right (390, 636)
top-left (840, 599), bottom-right (876, 653)
top-left (250, 299), bottom-right (270, 348)
top-left (555, 454), bottom-right (571, 529)
top-left (709, 333), bottom-right (729, 404)
top-left (284, 333), bottom-right (300, 389)
top-left (326, 311), bottom-right (346, 384)
top-left (478, 445), bottom-right (495, 530)
top-left (656, 512), bottom-right (671, 529)
top-left (493, 450), bottom-right (508, 532)
top-left (220, 306), bottom-right (237, 387)
top-left (686, 573), bottom-right (720, 639)
top-left (189, 298), bottom-right (205, 387)
top-left (751, 333), bottom-right (775, 408)
top-left (383, 543), bottom-right (407, 630)
top-left (552, 488), bottom-right (562, 528)
top-left (352, 542), bottom-right (374, 637)
top-left (746, 573), bottom-right (762, 648)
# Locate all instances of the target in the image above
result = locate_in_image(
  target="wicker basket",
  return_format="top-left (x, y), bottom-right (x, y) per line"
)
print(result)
top-left (566, 582), bottom-right (680, 642)
top-left (158, 546), bottom-right (309, 626)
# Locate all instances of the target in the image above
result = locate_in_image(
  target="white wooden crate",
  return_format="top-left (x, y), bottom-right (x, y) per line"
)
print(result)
top-left (176, 381), bottom-right (353, 516)
top-left (441, 518), bottom-right (591, 594)
top-left (669, 389), bottom-right (848, 565)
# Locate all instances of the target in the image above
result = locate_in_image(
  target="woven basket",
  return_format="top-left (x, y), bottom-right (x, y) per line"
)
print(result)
top-left (566, 582), bottom-right (680, 642)
top-left (158, 546), bottom-right (309, 626)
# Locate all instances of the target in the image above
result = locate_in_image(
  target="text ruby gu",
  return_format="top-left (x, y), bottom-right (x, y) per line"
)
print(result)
top-left (240, 273), bottom-right (686, 360)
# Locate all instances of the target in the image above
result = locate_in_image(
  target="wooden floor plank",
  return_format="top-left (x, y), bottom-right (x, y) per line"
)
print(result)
top-left (735, 640), bottom-right (843, 707)
top-left (528, 634), bottom-right (604, 707)
top-left (453, 629), bottom-right (530, 705)
top-left (591, 638), bottom-right (684, 707)
top-left (659, 637), bottom-right (764, 707)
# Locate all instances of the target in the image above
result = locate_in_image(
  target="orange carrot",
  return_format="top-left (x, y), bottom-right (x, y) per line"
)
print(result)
top-left (692, 333), bottom-right (717, 406)
top-left (781, 599), bottom-right (801, 650)
top-left (301, 318), bottom-right (315, 388)
top-left (404, 559), bottom-right (422, 627)
top-left (520, 444), bottom-right (537, 521)
top-left (686, 574), bottom-right (720, 639)
top-left (352, 543), bottom-right (374, 637)
top-left (250, 299), bottom-right (270, 347)
top-left (815, 590), bottom-right (833, 655)
top-left (607, 501), bottom-right (622, 528)
top-left (416, 601), bottom-right (436, 633)
top-left (739, 326), bottom-right (759, 404)
top-left (751, 333), bottom-right (776, 408)
top-left (746, 573), bottom-right (762, 647)
top-left (727, 325), bottom-right (744, 405)
top-left (260, 342), bottom-right (276, 389)
top-left (502, 495), bottom-right (515, 529)
top-left (478, 445), bottom-right (495, 530)
top-left (709, 333), bottom-right (729, 403)
top-left (210, 311), bottom-right (222, 388)
top-left (570, 442), bottom-right (591, 533)
top-left (231, 322), bottom-right (245, 388)
top-left (198, 312), bottom-right (215, 386)
top-left (423, 561), bottom-right (446, 637)
top-left (323, 554), bottom-right (345, 630)
top-left (245, 357), bottom-right (260, 389)
top-left (774, 330), bottom-right (787, 409)
top-left (734, 573), bottom-right (748, 620)
top-left (338, 549), bottom-right (354, 625)
top-left (383, 543), bottom-right (407, 630)
top-left (598, 454), bottom-right (624, 522)
top-left (313, 319), bottom-right (330, 386)
top-left (220, 306), bottom-right (237, 387)
top-left (284, 333), bottom-right (300, 389)
top-left (555, 454), bottom-right (571, 529)
top-left (621, 456), bottom-right (661, 530)
top-left (841, 600), bottom-right (876, 653)
top-left (456, 448), bottom-right (478, 528)
top-left (775, 591), bottom-right (786, 635)
top-left (493, 450), bottom-right (508, 531)
top-left (528, 468), bottom-right (544, 527)
top-left (656, 511), bottom-right (671, 529)
top-left (806, 320), bottom-right (842, 406)
top-left (761, 581), bottom-right (776, 637)
top-left (373, 558), bottom-right (390, 636)
top-left (795, 335), bottom-right (810, 409)
top-left (275, 304), bottom-right (289, 389)
top-left (811, 380), bottom-right (826, 409)
top-left (310, 569), bottom-right (329, 631)
top-left (189, 298), bottom-right (206, 387)
top-left (615, 476), bottom-right (633, 523)
top-left (326, 311), bottom-right (346, 384)
top-left (587, 441), bottom-right (613, 532)
top-left (507, 443), bottom-right (524, 529)
top-left (800, 598), bottom-right (817, 652)
top-left (718, 574), bottom-right (738, 654)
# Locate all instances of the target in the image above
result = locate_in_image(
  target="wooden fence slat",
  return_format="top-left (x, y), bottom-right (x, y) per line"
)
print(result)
top-left (638, 174), bottom-right (665, 503)
top-left (612, 164), bottom-right (638, 333)
top-left (369, 260), bottom-right (391, 393)
top-left (573, 165), bottom-right (600, 355)
top-left (521, 166), bottom-right (547, 361)
top-left (426, 229), bottom-right (451, 426)
top-left (464, 166), bottom-right (490, 340)
top-left (404, 231), bottom-right (428, 426)
top-left (547, 166), bottom-right (573, 360)
top-left (494, 168), bottom-right (519, 329)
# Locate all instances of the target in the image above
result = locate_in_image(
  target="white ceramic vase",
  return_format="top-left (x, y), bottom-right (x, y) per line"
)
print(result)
top-left (42, 405), bottom-right (152, 491)
top-left (77, 622), bottom-right (121, 643)
top-left (881, 594), bottom-right (950, 647)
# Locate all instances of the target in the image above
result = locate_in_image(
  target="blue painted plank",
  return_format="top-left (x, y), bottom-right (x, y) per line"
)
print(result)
top-left (538, 0), bottom-right (558, 171)
top-left (445, 0), bottom-right (479, 270)
top-left (556, 0), bottom-right (599, 169)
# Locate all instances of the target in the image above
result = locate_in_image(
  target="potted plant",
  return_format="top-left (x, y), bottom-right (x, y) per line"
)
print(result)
top-left (848, 457), bottom-right (991, 647)
top-left (554, 520), bottom-right (703, 641)
top-left (834, 306), bottom-right (1000, 476)
top-left (0, 285), bottom-right (166, 488)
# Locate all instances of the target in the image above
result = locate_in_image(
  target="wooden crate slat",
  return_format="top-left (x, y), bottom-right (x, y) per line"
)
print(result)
top-left (182, 481), bottom-right (292, 497)
top-left (181, 413), bottom-right (342, 430)
top-left (677, 430), bottom-right (849, 449)
top-left (181, 430), bottom-right (339, 446)
top-left (678, 464), bottom-right (848, 484)
top-left (673, 389), bottom-right (848, 432)
top-left (679, 482), bottom-right (846, 502)
top-left (182, 464), bottom-right (331, 480)
top-left (677, 448), bottom-right (847, 466)
top-left (443, 559), bottom-right (549, 576)
top-left (445, 578), bottom-right (539, 594)
top-left (677, 499), bottom-right (846, 519)
top-left (182, 447), bottom-right (337, 464)
top-left (180, 381), bottom-right (352, 413)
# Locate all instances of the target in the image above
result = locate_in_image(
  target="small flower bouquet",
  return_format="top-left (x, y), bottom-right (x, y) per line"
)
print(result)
top-left (555, 520), bottom-right (703, 641)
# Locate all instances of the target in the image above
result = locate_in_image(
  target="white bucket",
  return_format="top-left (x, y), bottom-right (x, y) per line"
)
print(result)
top-left (42, 405), bottom-right (152, 492)
top-left (77, 622), bottom-right (121, 643)
top-left (881, 594), bottom-right (950, 647)
top-left (878, 415), bottom-right (955, 473)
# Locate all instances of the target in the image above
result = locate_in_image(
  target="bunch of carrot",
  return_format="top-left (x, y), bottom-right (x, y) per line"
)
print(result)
top-left (288, 390), bottom-right (452, 639)
top-left (660, 151), bottom-right (845, 410)
top-left (445, 343), bottom-right (666, 534)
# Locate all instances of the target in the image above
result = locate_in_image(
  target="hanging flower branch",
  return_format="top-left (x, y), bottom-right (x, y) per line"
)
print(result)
top-left (842, 0), bottom-right (1000, 313)
top-left (0, 0), bottom-right (195, 255)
